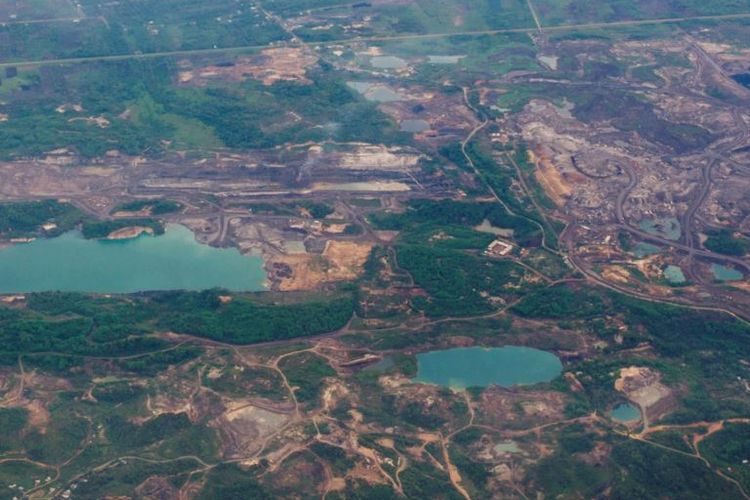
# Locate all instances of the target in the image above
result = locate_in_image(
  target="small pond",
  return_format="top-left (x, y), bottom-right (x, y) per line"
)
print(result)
top-left (347, 82), bottom-right (403, 102)
top-left (633, 242), bottom-right (660, 258)
top-left (371, 56), bottom-right (407, 69)
top-left (494, 441), bottom-right (520, 454)
top-left (399, 119), bottom-right (430, 133)
top-left (610, 403), bottom-right (641, 422)
top-left (413, 346), bottom-right (562, 389)
top-left (664, 265), bottom-right (686, 284)
top-left (711, 263), bottom-right (743, 281)
top-left (639, 217), bottom-right (681, 241)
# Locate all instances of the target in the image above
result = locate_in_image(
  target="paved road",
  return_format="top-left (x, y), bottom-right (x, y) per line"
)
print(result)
top-left (2, 12), bottom-right (750, 68)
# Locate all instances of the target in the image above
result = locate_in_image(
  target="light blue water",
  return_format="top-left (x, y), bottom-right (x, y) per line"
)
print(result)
top-left (664, 265), bottom-right (686, 284)
top-left (611, 403), bottom-right (641, 422)
top-left (413, 346), bottom-right (562, 389)
top-left (711, 264), bottom-right (743, 281)
top-left (0, 224), bottom-right (267, 293)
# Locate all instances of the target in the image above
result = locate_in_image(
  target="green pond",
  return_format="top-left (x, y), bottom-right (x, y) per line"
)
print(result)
top-left (711, 264), bottom-right (743, 281)
top-left (494, 441), bottom-right (520, 454)
top-left (664, 265), bottom-right (686, 284)
top-left (633, 242), bottom-right (660, 258)
top-left (413, 346), bottom-right (562, 389)
top-left (0, 224), bottom-right (267, 293)
top-left (610, 403), bottom-right (641, 422)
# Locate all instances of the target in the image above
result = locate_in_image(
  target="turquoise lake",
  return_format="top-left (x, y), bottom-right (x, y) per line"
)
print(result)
top-left (611, 403), bottom-right (641, 422)
top-left (0, 224), bottom-right (267, 293)
top-left (413, 346), bottom-right (563, 389)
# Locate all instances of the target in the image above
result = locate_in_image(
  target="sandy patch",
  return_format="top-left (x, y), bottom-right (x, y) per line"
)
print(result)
top-left (22, 399), bottom-right (50, 433)
top-left (615, 366), bottom-right (674, 421)
top-left (68, 116), bottom-right (110, 128)
top-left (309, 181), bottom-right (410, 192)
top-left (269, 241), bottom-right (373, 291)
top-left (602, 265), bottom-right (631, 284)
top-left (337, 145), bottom-right (421, 171)
top-left (528, 149), bottom-right (571, 207)
top-left (214, 402), bottom-right (291, 458)
top-left (181, 47), bottom-right (318, 86)
top-left (106, 226), bottom-right (154, 240)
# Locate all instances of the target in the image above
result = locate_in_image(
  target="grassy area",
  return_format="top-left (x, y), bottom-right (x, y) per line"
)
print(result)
top-left (0, 200), bottom-right (87, 238)
top-left (533, 0), bottom-right (750, 25)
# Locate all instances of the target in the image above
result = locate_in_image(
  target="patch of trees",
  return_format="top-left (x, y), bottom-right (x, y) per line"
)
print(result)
top-left (81, 218), bottom-right (164, 239)
top-left (0, 291), bottom-right (353, 373)
top-left (114, 199), bottom-right (183, 215)
top-left (153, 291), bottom-right (353, 344)
top-left (512, 285), bottom-right (604, 319)
top-left (106, 412), bottom-right (192, 449)
top-left (198, 464), bottom-right (270, 500)
top-left (0, 200), bottom-right (85, 237)
top-left (400, 460), bottom-right (464, 500)
top-left (528, 453), bottom-right (611, 498)
top-left (278, 352), bottom-right (336, 403)
top-left (398, 244), bottom-right (530, 317)
top-left (0, 408), bottom-right (28, 451)
top-left (370, 199), bottom-right (542, 246)
top-left (610, 439), bottom-right (740, 498)
top-left (704, 228), bottom-right (749, 256)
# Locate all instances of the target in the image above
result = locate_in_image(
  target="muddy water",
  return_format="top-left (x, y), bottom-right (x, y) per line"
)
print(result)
top-left (427, 55), bottom-right (464, 64)
top-left (346, 82), bottom-right (403, 102)
top-left (400, 119), bottom-right (430, 132)
top-left (413, 346), bottom-right (562, 389)
top-left (0, 224), bottom-right (267, 293)
top-left (371, 56), bottom-right (407, 69)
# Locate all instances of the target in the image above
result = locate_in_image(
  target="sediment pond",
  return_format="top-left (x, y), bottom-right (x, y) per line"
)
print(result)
top-left (413, 346), bottom-right (562, 389)
top-left (399, 119), bottom-right (430, 132)
top-left (664, 265), bottom-right (686, 284)
top-left (639, 217), bottom-right (681, 241)
top-left (0, 224), bottom-right (267, 293)
top-left (346, 82), bottom-right (403, 102)
top-left (711, 263), bottom-right (743, 281)
top-left (370, 56), bottom-right (407, 69)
